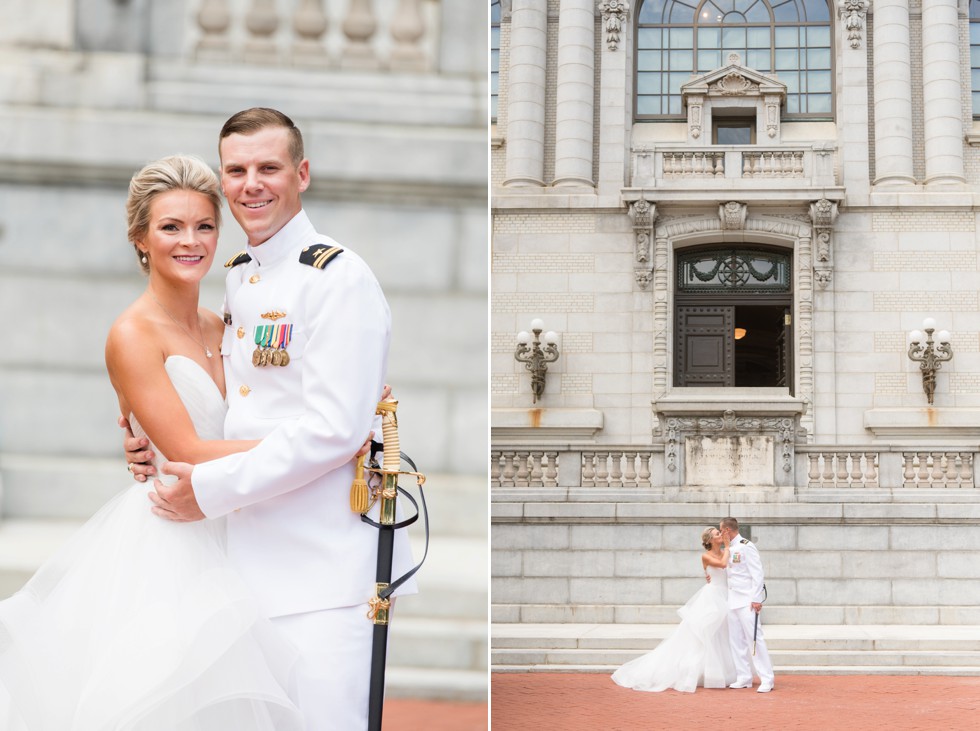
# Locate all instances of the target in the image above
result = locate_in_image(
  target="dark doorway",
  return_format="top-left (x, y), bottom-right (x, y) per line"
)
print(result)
top-left (734, 306), bottom-right (784, 386)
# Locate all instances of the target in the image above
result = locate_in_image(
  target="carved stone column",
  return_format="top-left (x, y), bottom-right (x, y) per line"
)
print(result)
top-left (810, 198), bottom-right (838, 288)
top-left (873, 0), bottom-right (915, 186)
top-left (553, 0), bottom-right (596, 187)
top-left (629, 199), bottom-right (657, 288)
top-left (652, 229), bottom-right (669, 395)
top-left (390, 0), bottom-right (428, 71)
top-left (796, 233), bottom-right (815, 438)
top-left (342, 0), bottom-right (380, 69)
top-left (595, 0), bottom-right (630, 195)
top-left (504, 0), bottom-right (548, 187)
top-left (836, 0), bottom-right (871, 191)
top-left (922, 0), bottom-right (965, 186)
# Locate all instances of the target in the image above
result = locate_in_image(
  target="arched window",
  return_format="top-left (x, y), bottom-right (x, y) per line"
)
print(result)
top-left (675, 247), bottom-right (793, 388)
top-left (491, 0), bottom-right (502, 121)
top-left (636, 0), bottom-right (832, 119)
top-left (971, 0), bottom-right (980, 116)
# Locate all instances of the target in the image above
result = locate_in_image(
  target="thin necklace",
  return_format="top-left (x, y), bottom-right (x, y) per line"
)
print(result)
top-left (151, 293), bottom-right (213, 359)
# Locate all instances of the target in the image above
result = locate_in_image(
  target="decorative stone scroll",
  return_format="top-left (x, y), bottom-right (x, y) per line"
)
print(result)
top-left (628, 198), bottom-right (657, 288)
top-left (598, 0), bottom-right (629, 51)
top-left (809, 198), bottom-right (839, 289)
top-left (838, 0), bottom-right (869, 50)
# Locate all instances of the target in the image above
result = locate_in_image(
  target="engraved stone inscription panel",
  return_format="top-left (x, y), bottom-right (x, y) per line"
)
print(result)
top-left (685, 435), bottom-right (774, 487)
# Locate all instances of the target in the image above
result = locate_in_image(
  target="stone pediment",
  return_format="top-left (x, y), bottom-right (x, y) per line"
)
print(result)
top-left (680, 54), bottom-right (787, 143)
top-left (681, 56), bottom-right (787, 101)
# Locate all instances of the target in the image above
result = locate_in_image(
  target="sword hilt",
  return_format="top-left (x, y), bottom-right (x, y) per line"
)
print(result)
top-left (377, 400), bottom-right (399, 525)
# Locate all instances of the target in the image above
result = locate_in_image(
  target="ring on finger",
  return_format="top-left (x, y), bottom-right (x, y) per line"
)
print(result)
top-left (127, 463), bottom-right (135, 473)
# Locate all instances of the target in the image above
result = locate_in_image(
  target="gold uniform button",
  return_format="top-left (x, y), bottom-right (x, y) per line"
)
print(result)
top-left (239, 385), bottom-right (251, 397)
top-left (249, 274), bottom-right (261, 284)
top-left (237, 326), bottom-right (245, 339)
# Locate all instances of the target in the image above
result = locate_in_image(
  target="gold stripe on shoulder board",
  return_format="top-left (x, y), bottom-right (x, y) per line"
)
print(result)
top-left (313, 246), bottom-right (342, 269)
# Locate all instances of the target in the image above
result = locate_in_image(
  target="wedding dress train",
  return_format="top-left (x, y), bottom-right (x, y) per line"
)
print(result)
top-left (612, 564), bottom-right (736, 693)
top-left (0, 356), bottom-right (305, 730)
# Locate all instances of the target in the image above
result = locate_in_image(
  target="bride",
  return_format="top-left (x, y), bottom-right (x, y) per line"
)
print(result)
top-left (612, 527), bottom-right (736, 693)
top-left (0, 155), bottom-right (309, 729)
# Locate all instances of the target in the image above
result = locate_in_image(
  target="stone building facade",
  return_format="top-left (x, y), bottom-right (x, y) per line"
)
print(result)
top-left (492, 0), bottom-right (980, 664)
top-left (0, 0), bottom-right (487, 699)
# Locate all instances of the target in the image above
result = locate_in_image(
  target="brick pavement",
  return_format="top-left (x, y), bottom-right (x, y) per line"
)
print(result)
top-left (491, 673), bottom-right (980, 730)
top-left (383, 699), bottom-right (488, 730)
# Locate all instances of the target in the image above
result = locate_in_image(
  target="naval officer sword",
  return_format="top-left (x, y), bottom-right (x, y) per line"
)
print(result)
top-left (351, 399), bottom-right (428, 731)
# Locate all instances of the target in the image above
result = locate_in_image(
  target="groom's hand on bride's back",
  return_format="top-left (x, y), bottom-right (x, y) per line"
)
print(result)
top-left (149, 462), bottom-right (206, 522)
top-left (119, 416), bottom-right (156, 483)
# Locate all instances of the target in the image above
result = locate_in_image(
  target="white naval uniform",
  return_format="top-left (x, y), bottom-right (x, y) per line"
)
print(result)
top-left (726, 533), bottom-right (774, 688)
top-left (192, 210), bottom-right (416, 730)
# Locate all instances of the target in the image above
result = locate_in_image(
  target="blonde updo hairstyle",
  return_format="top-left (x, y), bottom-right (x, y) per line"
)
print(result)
top-left (701, 526), bottom-right (717, 550)
top-left (126, 155), bottom-right (222, 274)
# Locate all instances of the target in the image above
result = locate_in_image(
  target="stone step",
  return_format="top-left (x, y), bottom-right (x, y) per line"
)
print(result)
top-left (492, 603), bottom-right (980, 626)
top-left (492, 647), bottom-right (980, 669)
top-left (491, 623), bottom-right (980, 675)
top-left (491, 664), bottom-right (980, 677)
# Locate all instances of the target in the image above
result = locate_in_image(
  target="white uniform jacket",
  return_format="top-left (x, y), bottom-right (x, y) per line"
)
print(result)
top-left (726, 533), bottom-right (766, 610)
top-left (193, 210), bottom-right (416, 618)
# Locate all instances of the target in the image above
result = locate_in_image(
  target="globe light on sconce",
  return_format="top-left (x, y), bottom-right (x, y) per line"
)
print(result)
top-left (907, 318), bottom-right (953, 405)
top-left (514, 320), bottom-right (561, 404)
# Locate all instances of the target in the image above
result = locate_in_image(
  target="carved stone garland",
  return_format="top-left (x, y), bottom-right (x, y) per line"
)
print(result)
top-left (809, 198), bottom-right (838, 289)
top-left (629, 198), bottom-right (657, 288)
top-left (838, 0), bottom-right (869, 51)
top-left (663, 411), bottom-right (798, 473)
top-left (598, 0), bottom-right (629, 51)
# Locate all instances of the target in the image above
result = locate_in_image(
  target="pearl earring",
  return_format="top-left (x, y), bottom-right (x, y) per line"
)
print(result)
top-left (141, 254), bottom-right (148, 265)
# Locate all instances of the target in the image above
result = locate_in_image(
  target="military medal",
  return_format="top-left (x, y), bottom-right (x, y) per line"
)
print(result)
top-left (252, 323), bottom-right (294, 367)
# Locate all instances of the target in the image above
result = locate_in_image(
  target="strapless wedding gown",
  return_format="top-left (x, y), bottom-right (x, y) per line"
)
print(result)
top-left (0, 356), bottom-right (305, 730)
top-left (612, 564), bottom-right (736, 693)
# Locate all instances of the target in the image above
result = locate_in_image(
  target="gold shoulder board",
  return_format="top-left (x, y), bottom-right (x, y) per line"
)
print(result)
top-left (299, 244), bottom-right (344, 270)
top-left (224, 250), bottom-right (252, 268)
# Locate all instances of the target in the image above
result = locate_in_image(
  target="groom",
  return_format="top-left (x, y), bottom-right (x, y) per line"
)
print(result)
top-left (124, 108), bottom-right (415, 730)
top-left (720, 517), bottom-right (775, 693)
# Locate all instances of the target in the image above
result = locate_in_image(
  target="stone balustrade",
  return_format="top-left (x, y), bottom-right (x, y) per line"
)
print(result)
top-left (194, 0), bottom-right (436, 70)
top-left (632, 144), bottom-right (835, 188)
top-left (491, 444), bottom-right (979, 492)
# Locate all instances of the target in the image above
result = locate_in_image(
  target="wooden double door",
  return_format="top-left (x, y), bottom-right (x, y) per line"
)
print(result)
top-left (675, 302), bottom-right (792, 390)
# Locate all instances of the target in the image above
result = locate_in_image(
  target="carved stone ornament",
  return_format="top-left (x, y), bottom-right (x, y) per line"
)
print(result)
top-left (719, 201), bottom-right (748, 230)
top-left (688, 96), bottom-right (704, 139)
top-left (663, 412), bottom-right (798, 473)
top-left (628, 198), bottom-right (657, 288)
top-left (810, 198), bottom-right (838, 289)
top-left (598, 0), bottom-right (629, 51)
top-left (710, 71), bottom-right (756, 96)
top-left (838, 0), bottom-right (869, 50)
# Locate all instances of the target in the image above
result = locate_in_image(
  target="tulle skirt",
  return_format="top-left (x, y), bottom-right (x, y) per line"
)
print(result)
top-left (611, 582), bottom-right (737, 693)
top-left (0, 484), bottom-right (305, 730)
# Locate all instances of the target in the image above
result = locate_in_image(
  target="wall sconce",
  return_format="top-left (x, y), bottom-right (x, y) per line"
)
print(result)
top-left (908, 318), bottom-right (952, 405)
top-left (514, 319), bottom-right (560, 403)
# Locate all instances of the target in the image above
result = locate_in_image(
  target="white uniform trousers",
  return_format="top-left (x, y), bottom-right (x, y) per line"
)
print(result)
top-left (273, 602), bottom-right (390, 731)
top-left (727, 605), bottom-right (774, 686)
